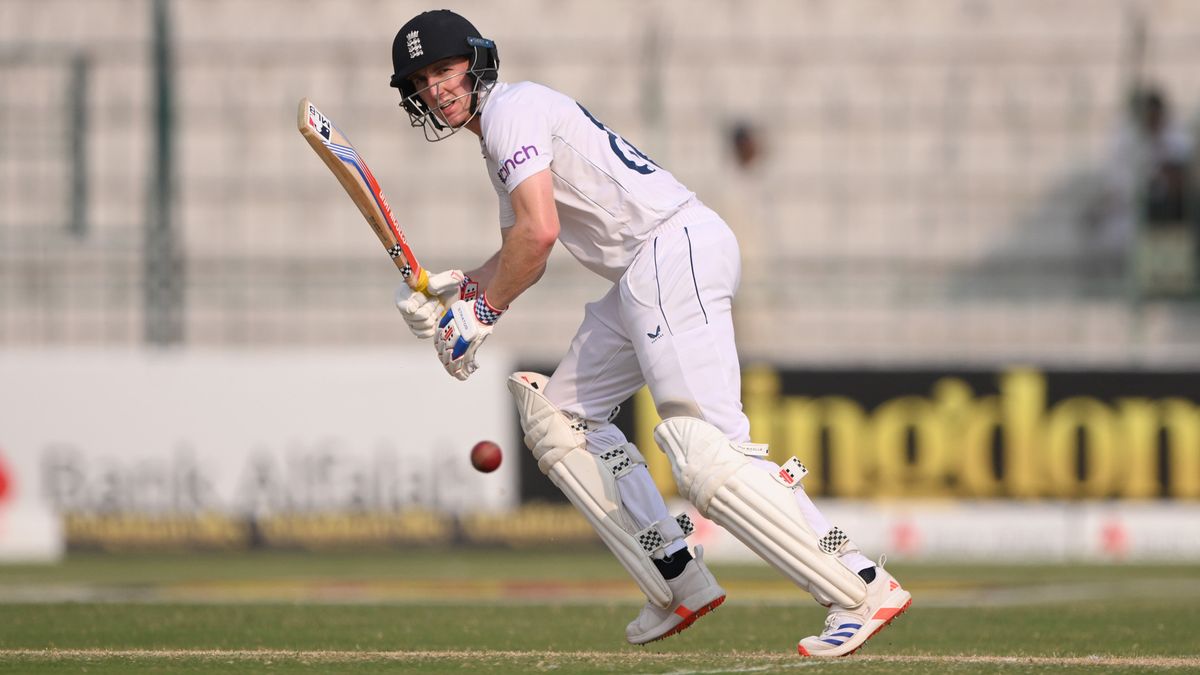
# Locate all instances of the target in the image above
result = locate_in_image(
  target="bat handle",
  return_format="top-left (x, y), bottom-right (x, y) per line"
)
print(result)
top-left (411, 268), bottom-right (430, 295)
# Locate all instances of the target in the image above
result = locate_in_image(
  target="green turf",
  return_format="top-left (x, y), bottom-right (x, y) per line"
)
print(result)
top-left (0, 551), bottom-right (1197, 673)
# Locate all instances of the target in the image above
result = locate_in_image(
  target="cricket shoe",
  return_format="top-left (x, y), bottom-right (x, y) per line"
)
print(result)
top-left (797, 563), bottom-right (911, 657)
top-left (625, 546), bottom-right (726, 645)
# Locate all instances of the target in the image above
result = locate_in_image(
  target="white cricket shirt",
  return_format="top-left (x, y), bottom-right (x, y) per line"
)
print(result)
top-left (479, 81), bottom-right (695, 281)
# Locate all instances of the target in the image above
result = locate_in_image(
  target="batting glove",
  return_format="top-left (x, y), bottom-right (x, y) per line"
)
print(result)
top-left (434, 293), bottom-right (505, 380)
top-left (394, 269), bottom-right (477, 339)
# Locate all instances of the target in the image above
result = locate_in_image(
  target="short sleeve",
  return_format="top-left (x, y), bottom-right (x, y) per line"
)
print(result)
top-left (482, 90), bottom-right (554, 194)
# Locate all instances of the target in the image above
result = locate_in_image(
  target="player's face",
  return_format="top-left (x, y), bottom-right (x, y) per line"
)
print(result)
top-left (408, 57), bottom-right (474, 128)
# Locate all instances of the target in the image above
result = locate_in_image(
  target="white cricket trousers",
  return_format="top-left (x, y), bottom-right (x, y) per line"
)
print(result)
top-left (544, 201), bottom-right (750, 443)
top-left (540, 202), bottom-right (744, 557)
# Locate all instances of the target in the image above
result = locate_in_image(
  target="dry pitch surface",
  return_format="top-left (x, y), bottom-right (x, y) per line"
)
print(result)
top-left (0, 550), bottom-right (1197, 673)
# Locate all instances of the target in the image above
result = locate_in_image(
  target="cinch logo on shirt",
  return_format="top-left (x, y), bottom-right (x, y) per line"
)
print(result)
top-left (496, 145), bottom-right (540, 183)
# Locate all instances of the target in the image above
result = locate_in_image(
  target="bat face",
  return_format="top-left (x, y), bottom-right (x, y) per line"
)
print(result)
top-left (297, 98), bottom-right (428, 293)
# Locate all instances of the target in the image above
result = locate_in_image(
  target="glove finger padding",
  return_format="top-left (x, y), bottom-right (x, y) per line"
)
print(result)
top-left (395, 269), bottom-right (467, 340)
top-left (395, 289), bottom-right (440, 339)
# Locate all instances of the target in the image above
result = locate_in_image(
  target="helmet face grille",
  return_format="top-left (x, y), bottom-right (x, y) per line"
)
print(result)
top-left (390, 10), bottom-right (499, 141)
top-left (398, 53), bottom-right (498, 142)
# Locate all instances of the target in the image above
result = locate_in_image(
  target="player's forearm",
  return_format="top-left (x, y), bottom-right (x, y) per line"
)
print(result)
top-left (481, 169), bottom-right (559, 311)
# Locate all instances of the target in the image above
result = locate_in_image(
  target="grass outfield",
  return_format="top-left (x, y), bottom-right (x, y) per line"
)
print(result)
top-left (0, 550), bottom-right (1198, 673)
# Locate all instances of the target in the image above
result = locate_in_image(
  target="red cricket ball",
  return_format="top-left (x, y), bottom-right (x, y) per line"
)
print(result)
top-left (470, 440), bottom-right (503, 473)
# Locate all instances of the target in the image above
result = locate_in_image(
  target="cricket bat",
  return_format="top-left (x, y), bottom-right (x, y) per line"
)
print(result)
top-left (297, 97), bottom-right (429, 293)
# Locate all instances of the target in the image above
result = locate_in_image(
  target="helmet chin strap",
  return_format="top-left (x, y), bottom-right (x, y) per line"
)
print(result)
top-left (467, 81), bottom-right (480, 117)
top-left (465, 75), bottom-right (495, 122)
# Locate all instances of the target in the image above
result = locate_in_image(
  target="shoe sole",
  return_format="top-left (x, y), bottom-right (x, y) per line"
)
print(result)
top-left (797, 595), bottom-right (913, 657)
top-left (638, 594), bottom-right (726, 645)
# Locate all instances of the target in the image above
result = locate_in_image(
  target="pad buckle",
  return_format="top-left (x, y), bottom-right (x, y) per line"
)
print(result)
top-left (676, 513), bottom-right (695, 537)
top-left (773, 456), bottom-right (809, 489)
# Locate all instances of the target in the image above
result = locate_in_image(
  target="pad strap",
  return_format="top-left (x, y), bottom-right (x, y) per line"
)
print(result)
top-left (818, 526), bottom-right (851, 554)
top-left (773, 456), bottom-right (809, 489)
top-left (635, 514), bottom-right (694, 557)
top-left (599, 442), bottom-right (646, 479)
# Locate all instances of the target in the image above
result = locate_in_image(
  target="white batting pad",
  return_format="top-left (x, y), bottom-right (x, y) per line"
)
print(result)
top-left (654, 416), bottom-right (868, 609)
top-left (508, 372), bottom-right (673, 608)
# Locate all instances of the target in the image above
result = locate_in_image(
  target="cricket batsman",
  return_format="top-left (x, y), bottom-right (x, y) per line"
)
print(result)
top-left (389, 10), bottom-right (911, 655)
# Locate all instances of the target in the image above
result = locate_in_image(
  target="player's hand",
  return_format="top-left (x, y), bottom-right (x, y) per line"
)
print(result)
top-left (434, 296), bottom-right (504, 380)
top-left (395, 288), bottom-right (440, 339)
top-left (394, 269), bottom-right (476, 339)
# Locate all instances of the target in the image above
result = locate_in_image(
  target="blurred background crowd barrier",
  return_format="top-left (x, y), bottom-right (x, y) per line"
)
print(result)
top-left (1, 0), bottom-right (1198, 561)
top-left (4, 0), bottom-right (1200, 360)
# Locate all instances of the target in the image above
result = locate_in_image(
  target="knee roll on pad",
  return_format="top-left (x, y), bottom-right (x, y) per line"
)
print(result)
top-left (508, 372), bottom-right (690, 609)
top-left (653, 416), bottom-right (868, 609)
